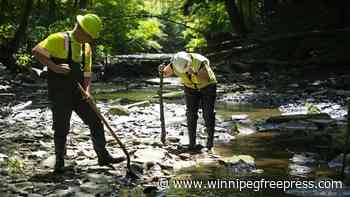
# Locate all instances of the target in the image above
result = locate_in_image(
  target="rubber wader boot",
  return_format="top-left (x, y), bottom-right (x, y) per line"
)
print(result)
top-left (187, 113), bottom-right (198, 150)
top-left (96, 148), bottom-right (126, 166)
top-left (54, 138), bottom-right (66, 173)
top-left (206, 127), bottom-right (215, 150)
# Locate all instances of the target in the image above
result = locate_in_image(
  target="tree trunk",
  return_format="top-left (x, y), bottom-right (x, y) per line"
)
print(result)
top-left (264, 0), bottom-right (273, 22)
top-left (74, 0), bottom-right (78, 8)
top-left (48, 0), bottom-right (56, 22)
top-left (224, 0), bottom-right (247, 36)
top-left (0, 0), bottom-right (8, 24)
top-left (0, 0), bottom-right (33, 71)
top-left (338, 0), bottom-right (350, 28)
top-left (79, 0), bottom-right (88, 9)
top-left (37, 0), bottom-right (41, 9)
top-left (248, 0), bottom-right (253, 24)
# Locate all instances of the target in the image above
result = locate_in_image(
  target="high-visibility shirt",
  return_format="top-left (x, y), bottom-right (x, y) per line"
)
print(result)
top-left (39, 31), bottom-right (92, 77)
top-left (173, 53), bottom-right (217, 89)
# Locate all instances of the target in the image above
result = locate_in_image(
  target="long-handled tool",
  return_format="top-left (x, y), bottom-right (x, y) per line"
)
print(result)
top-left (159, 64), bottom-right (166, 144)
top-left (341, 98), bottom-right (350, 180)
top-left (77, 83), bottom-right (137, 178)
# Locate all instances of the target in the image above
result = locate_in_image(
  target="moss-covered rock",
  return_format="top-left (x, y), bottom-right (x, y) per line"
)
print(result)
top-left (108, 105), bottom-right (130, 116)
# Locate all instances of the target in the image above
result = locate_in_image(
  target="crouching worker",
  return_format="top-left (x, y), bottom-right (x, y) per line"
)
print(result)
top-left (159, 51), bottom-right (217, 151)
top-left (32, 14), bottom-right (125, 173)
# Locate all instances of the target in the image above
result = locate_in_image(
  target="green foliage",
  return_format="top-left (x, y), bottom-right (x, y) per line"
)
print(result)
top-left (185, 37), bottom-right (207, 52)
top-left (95, 44), bottom-right (112, 62)
top-left (47, 18), bottom-right (73, 34)
top-left (15, 53), bottom-right (32, 67)
top-left (182, 1), bottom-right (231, 51)
top-left (305, 102), bottom-right (321, 114)
top-left (127, 19), bottom-right (166, 52)
top-left (6, 156), bottom-right (25, 176)
top-left (92, 0), bottom-right (143, 53)
top-left (0, 23), bottom-right (15, 45)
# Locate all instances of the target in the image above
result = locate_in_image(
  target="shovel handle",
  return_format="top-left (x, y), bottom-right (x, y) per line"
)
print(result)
top-left (77, 83), bottom-right (131, 169)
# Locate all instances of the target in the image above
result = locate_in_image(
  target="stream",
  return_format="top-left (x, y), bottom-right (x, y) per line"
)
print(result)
top-left (92, 78), bottom-right (348, 197)
top-left (0, 70), bottom-right (349, 197)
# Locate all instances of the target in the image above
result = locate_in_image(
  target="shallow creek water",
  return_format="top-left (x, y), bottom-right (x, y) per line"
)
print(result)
top-left (91, 79), bottom-right (343, 197)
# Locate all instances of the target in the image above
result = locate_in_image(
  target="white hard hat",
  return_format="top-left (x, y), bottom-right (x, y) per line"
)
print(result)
top-left (172, 51), bottom-right (191, 74)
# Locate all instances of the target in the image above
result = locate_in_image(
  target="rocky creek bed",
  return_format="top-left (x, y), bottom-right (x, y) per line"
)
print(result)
top-left (1, 64), bottom-right (350, 196)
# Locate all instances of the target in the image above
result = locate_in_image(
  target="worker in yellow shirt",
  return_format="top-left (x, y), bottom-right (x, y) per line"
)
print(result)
top-left (32, 14), bottom-right (125, 173)
top-left (160, 51), bottom-right (217, 152)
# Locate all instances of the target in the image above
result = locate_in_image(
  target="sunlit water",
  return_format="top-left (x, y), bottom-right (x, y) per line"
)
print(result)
top-left (92, 80), bottom-right (340, 197)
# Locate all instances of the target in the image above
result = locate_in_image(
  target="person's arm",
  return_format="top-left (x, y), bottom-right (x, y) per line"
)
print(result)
top-left (196, 62), bottom-right (210, 82)
top-left (83, 77), bottom-right (91, 92)
top-left (32, 44), bottom-right (70, 74)
top-left (160, 63), bottom-right (174, 77)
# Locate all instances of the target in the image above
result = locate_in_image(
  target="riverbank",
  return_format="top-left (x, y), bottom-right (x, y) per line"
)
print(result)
top-left (0, 63), bottom-right (349, 196)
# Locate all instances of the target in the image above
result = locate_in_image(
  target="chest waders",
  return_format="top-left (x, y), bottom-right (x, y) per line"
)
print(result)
top-left (182, 60), bottom-right (216, 151)
top-left (47, 32), bottom-right (84, 103)
top-left (48, 33), bottom-right (134, 176)
top-left (48, 33), bottom-right (118, 173)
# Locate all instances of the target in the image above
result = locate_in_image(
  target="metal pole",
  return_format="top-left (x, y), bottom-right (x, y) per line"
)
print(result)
top-left (77, 83), bottom-right (131, 170)
top-left (159, 66), bottom-right (166, 144)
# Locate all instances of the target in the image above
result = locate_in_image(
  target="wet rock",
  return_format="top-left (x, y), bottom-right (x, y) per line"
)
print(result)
top-left (86, 173), bottom-right (113, 184)
top-left (290, 152), bottom-right (318, 165)
top-left (173, 160), bottom-right (196, 171)
top-left (11, 101), bottom-right (32, 112)
top-left (236, 125), bottom-right (257, 135)
top-left (126, 100), bottom-right (150, 108)
top-left (31, 151), bottom-right (48, 159)
top-left (278, 122), bottom-right (318, 131)
top-left (28, 194), bottom-right (44, 197)
top-left (159, 91), bottom-right (184, 100)
top-left (75, 159), bottom-right (96, 166)
top-left (223, 160), bottom-right (256, 174)
top-left (0, 84), bottom-right (11, 91)
top-left (219, 155), bottom-right (255, 166)
top-left (0, 153), bottom-right (8, 162)
top-left (328, 154), bottom-right (350, 169)
top-left (41, 155), bottom-right (55, 168)
top-left (167, 136), bottom-right (180, 143)
top-left (108, 105), bottom-right (130, 116)
top-left (134, 148), bottom-right (167, 164)
top-left (147, 163), bottom-right (163, 177)
top-left (80, 181), bottom-right (111, 194)
top-left (279, 103), bottom-right (346, 119)
top-left (266, 113), bottom-right (331, 124)
top-left (47, 187), bottom-right (78, 197)
top-left (288, 83), bottom-right (299, 88)
top-left (251, 169), bottom-right (264, 174)
top-left (215, 133), bottom-right (235, 143)
top-left (178, 153), bottom-right (191, 160)
top-left (218, 155), bottom-right (257, 174)
top-left (288, 164), bottom-right (312, 177)
top-left (231, 114), bottom-right (249, 121)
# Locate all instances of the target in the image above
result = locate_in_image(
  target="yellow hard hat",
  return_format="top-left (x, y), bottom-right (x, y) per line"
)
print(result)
top-left (76, 14), bottom-right (102, 39)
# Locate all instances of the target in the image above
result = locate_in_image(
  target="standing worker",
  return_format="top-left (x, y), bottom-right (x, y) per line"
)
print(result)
top-left (32, 14), bottom-right (125, 173)
top-left (159, 51), bottom-right (217, 152)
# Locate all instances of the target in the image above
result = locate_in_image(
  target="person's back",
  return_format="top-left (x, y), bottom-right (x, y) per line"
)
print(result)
top-left (160, 51), bottom-right (217, 152)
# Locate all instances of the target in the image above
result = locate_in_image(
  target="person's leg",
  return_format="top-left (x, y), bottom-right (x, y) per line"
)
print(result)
top-left (74, 98), bottom-right (125, 165)
top-left (52, 103), bottom-right (72, 173)
top-left (200, 84), bottom-right (217, 150)
top-left (184, 87), bottom-right (200, 150)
